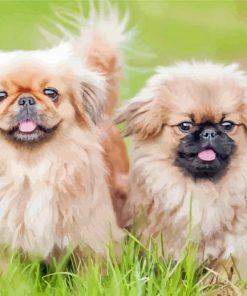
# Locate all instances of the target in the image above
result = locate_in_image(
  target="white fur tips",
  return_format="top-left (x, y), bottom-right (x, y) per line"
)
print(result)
top-left (79, 2), bottom-right (130, 50)
top-left (154, 61), bottom-right (247, 86)
top-left (42, 2), bottom-right (132, 57)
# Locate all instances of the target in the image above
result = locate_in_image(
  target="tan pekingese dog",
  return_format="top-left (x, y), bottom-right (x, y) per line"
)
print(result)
top-left (0, 9), bottom-right (129, 260)
top-left (116, 61), bottom-right (247, 274)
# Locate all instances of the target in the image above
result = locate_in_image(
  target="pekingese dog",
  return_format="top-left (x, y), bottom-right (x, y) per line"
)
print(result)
top-left (116, 61), bottom-right (247, 274)
top-left (0, 9), bottom-right (129, 260)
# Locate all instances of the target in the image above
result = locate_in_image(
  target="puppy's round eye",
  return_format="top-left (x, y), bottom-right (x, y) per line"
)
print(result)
top-left (0, 90), bottom-right (8, 101)
top-left (221, 121), bottom-right (235, 132)
top-left (178, 121), bottom-right (194, 133)
top-left (43, 87), bottom-right (59, 101)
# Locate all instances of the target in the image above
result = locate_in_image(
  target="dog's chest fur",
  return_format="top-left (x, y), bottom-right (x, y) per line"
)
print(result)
top-left (0, 130), bottom-right (123, 258)
top-left (127, 153), bottom-right (247, 260)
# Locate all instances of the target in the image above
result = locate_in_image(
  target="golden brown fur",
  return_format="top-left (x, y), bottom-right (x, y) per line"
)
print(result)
top-left (116, 61), bottom-right (247, 275)
top-left (83, 32), bottom-right (122, 116)
top-left (101, 118), bottom-right (129, 227)
top-left (82, 30), bottom-right (129, 220)
top-left (0, 10), bottom-right (128, 260)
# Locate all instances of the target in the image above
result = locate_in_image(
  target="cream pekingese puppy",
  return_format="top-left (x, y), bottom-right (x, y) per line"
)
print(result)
top-left (0, 10), bottom-right (129, 260)
top-left (116, 61), bottom-right (247, 271)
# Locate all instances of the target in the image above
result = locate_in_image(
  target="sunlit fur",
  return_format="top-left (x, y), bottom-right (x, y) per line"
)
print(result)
top-left (0, 11), bottom-right (129, 260)
top-left (116, 61), bottom-right (247, 274)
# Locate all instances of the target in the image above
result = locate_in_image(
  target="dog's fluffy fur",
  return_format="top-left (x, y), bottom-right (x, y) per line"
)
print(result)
top-left (116, 61), bottom-right (247, 268)
top-left (0, 9), bottom-right (129, 259)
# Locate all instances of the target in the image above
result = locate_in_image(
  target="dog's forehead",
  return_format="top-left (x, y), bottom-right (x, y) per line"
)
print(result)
top-left (0, 49), bottom-right (79, 92)
top-left (0, 63), bottom-right (60, 93)
top-left (0, 71), bottom-right (50, 93)
top-left (161, 76), bottom-right (245, 123)
top-left (0, 43), bottom-right (81, 80)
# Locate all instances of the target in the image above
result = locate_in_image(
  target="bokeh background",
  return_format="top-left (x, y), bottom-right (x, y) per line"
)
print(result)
top-left (1, 0), bottom-right (247, 99)
top-left (1, 0), bottom-right (246, 153)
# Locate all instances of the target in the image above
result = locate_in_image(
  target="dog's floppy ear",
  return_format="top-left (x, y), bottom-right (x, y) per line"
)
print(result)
top-left (115, 89), bottom-right (165, 140)
top-left (80, 70), bottom-right (107, 124)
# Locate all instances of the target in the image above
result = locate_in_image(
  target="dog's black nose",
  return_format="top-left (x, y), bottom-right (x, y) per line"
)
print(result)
top-left (200, 128), bottom-right (218, 140)
top-left (18, 96), bottom-right (36, 106)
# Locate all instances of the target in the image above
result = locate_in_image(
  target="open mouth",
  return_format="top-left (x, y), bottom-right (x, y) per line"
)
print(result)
top-left (197, 149), bottom-right (216, 162)
top-left (12, 119), bottom-right (55, 135)
top-left (175, 145), bottom-right (233, 180)
top-left (6, 119), bottom-right (59, 143)
top-left (18, 120), bottom-right (38, 133)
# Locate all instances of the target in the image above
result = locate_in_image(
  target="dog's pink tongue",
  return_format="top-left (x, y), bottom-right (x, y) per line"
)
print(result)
top-left (19, 121), bottom-right (37, 133)
top-left (198, 149), bottom-right (216, 161)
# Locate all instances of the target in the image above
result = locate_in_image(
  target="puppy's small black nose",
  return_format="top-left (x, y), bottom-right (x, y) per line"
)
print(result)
top-left (200, 128), bottom-right (218, 140)
top-left (18, 96), bottom-right (36, 107)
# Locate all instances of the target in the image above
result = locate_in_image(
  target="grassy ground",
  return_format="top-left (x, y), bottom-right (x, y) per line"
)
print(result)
top-left (0, 239), bottom-right (238, 296)
top-left (0, 0), bottom-right (247, 295)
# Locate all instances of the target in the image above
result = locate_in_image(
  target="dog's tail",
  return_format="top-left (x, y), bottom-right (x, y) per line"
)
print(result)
top-left (41, 5), bottom-right (131, 115)
top-left (72, 6), bottom-right (130, 116)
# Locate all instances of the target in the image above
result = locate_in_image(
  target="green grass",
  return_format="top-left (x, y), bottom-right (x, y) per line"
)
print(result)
top-left (0, 1), bottom-right (247, 295)
top-left (0, 237), bottom-right (239, 296)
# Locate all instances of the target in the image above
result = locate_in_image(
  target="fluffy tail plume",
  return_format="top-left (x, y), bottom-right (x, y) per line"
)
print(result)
top-left (76, 5), bottom-right (129, 115)
top-left (47, 3), bottom-right (131, 116)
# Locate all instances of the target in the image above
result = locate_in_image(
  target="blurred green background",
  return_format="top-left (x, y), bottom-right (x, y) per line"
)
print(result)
top-left (1, 0), bottom-right (246, 154)
top-left (0, 0), bottom-right (247, 99)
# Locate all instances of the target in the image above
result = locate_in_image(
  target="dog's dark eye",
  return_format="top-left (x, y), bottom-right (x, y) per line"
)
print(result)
top-left (0, 90), bottom-right (8, 101)
top-left (221, 121), bottom-right (235, 132)
top-left (178, 121), bottom-right (194, 133)
top-left (43, 87), bottom-right (59, 101)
